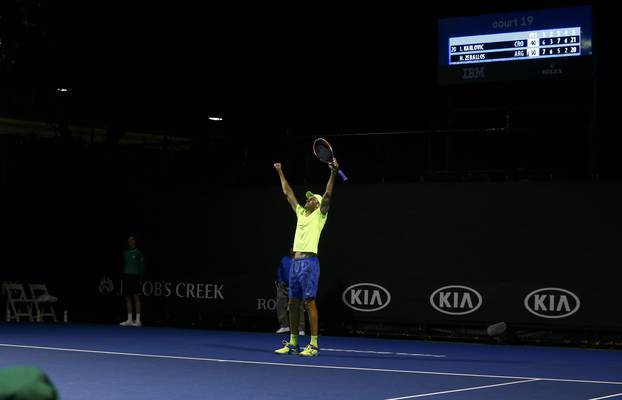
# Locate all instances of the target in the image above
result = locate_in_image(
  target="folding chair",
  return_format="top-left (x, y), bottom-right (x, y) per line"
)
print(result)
top-left (3, 283), bottom-right (34, 322)
top-left (29, 284), bottom-right (58, 322)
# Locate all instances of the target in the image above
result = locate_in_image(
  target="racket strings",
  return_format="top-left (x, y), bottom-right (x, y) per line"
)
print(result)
top-left (314, 144), bottom-right (333, 163)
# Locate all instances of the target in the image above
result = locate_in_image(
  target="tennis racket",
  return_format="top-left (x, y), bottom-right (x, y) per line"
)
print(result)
top-left (313, 138), bottom-right (348, 181)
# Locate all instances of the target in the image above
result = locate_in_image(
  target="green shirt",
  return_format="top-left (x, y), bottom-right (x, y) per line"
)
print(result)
top-left (293, 205), bottom-right (328, 254)
top-left (124, 248), bottom-right (144, 275)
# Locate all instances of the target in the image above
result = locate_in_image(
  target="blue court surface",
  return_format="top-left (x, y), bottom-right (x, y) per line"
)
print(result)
top-left (1, 323), bottom-right (622, 400)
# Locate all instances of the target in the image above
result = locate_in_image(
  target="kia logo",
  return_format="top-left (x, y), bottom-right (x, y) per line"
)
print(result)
top-left (524, 288), bottom-right (580, 319)
top-left (430, 285), bottom-right (483, 315)
top-left (342, 283), bottom-right (391, 312)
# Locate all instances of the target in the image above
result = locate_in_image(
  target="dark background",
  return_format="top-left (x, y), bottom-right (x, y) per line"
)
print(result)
top-left (1, 1), bottom-right (620, 344)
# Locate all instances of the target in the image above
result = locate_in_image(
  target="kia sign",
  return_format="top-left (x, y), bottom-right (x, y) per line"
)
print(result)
top-left (342, 283), bottom-right (391, 312)
top-left (524, 288), bottom-right (580, 319)
top-left (430, 285), bottom-right (483, 315)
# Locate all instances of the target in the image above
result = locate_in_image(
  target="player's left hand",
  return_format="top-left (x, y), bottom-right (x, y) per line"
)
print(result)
top-left (329, 158), bottom-right (339, 171)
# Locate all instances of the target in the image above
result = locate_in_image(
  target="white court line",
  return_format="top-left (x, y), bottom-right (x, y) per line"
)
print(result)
top-left (1, 343), bottom-right (622, 386)
top-left (589, 393), bottom-right (622, 400)
top-left (321, 348), bottom-right (445, 358)
top-left (384, 379), bottom-right (540, 399)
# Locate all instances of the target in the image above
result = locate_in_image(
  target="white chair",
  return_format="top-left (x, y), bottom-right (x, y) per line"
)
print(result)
top-left (3, 283), bottom-right (34, 322)
top-left (29, 283), bottom-right (58, 322)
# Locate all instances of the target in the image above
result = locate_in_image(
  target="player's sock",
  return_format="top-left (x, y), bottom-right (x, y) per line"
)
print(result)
top-left (290, 334), bottom-right (298, 346)
top-left (310, 335), bottom-right (318, 347)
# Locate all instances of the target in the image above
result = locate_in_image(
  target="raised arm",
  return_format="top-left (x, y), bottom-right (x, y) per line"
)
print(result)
top-left (320, 159), bottom-right (339, 215)
top-left (274, 163), bottom-right (299, 212)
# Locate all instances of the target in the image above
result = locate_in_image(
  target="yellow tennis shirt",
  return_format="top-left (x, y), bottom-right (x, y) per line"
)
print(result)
top-left (293, 205), bottom-right (328, 254)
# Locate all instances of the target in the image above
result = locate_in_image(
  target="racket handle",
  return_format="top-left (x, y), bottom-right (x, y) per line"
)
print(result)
top-left (338, 169), bottom-right (348, 182)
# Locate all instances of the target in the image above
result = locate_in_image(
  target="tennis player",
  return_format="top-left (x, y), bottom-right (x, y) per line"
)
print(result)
top-left (273, 159), bottom-right (339, 356)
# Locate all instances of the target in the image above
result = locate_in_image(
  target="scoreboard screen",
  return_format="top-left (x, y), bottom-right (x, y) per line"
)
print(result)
top-left (438, 6), bottom-right (592, 84)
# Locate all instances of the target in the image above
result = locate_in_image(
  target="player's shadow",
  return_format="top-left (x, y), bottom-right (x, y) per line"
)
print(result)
top-left (317, 353), bottom-right (530, 365)
top-left (199, 342), bottom-right (290, 355)
top-left (196, 342), bottom-right (530, 366)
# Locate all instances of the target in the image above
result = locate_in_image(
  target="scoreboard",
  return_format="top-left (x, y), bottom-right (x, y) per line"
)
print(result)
top-left (449, 28), bottom-right (581, 65)
top-left (438, 6), bottom-right (592, 84)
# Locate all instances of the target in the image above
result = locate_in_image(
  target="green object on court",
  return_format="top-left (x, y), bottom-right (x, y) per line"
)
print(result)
top-left (0, 366), bottom-right (59, 400)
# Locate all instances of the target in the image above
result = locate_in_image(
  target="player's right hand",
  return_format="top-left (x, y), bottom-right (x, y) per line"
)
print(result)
top-left (273, 163), bottom-right (282, 171)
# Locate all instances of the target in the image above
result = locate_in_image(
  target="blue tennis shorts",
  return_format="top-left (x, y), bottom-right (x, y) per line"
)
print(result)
top-left (288, 257), bottom-right (320, 300)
